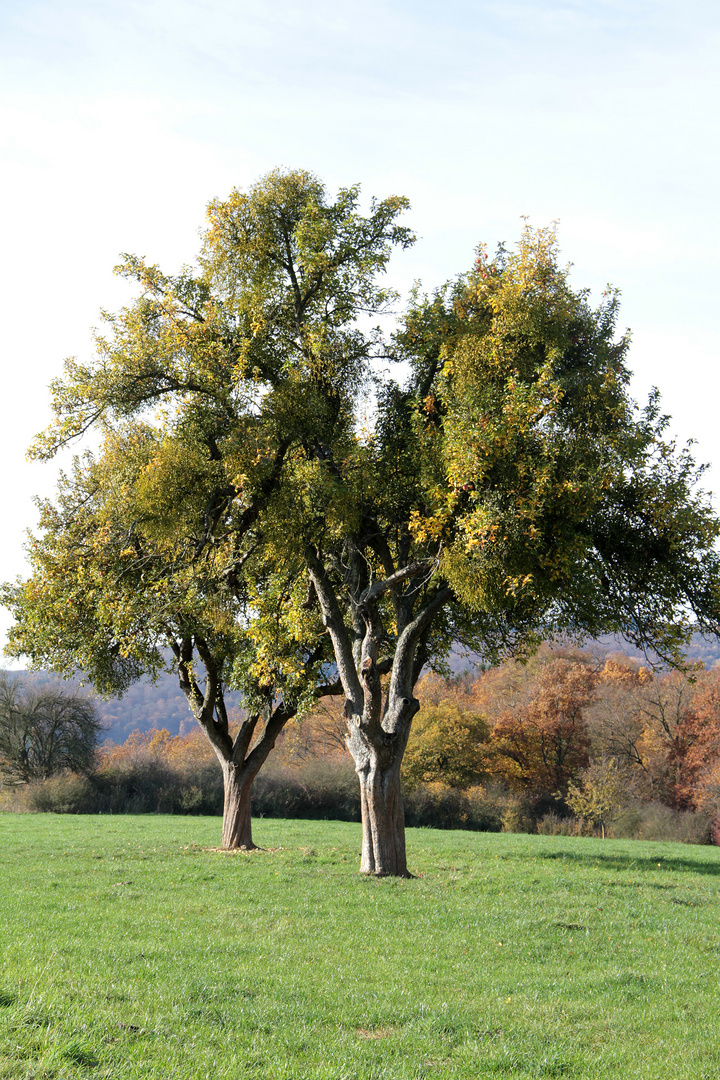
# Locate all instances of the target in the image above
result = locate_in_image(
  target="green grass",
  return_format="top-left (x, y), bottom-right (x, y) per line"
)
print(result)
top-left (1, 816), bottom-right (720, 1079)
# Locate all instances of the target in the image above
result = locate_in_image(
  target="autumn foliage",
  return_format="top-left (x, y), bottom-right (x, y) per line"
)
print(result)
top-left (403, 647), bottom-right (720, 838)
top-left (8, 646), bottom-right (720, 844)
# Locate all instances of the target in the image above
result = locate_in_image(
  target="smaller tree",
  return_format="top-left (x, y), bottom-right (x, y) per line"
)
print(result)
top-left (402, 703), bottom-right (489, 791)
top-left (0, 675), bottom-right (101, 784)
top-left (566, 757), bottom-right (624, 838)
top-left (486, 657), bottom-right (596, 809)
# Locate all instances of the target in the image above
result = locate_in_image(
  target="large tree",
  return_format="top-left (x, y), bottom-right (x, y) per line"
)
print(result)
top-left (5, 178), bottom-right (720, 875)
top-left (3, 169), bottom-right (413, 849)
top-left (297, 230), bottom-right (720, 874)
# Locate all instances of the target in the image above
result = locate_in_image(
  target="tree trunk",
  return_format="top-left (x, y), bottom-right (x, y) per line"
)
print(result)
top-left (347, 698), bottom-right (415, 878)
top-left (221, 763), bottom-right (255, 850)
top-left (356, 754), bottom-right (410, 876)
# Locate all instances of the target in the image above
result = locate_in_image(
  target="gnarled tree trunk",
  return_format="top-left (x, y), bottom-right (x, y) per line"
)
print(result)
top-left (346, 687), bottom-right (417, 877)
top-left (356, 751), bottom-right (408, 876)
top-left (173, 633), bottom-right (298, 852)
top-left (307, 545), bottom-right (452, 877)
top-left (221, 762), bottom-right (256, 850)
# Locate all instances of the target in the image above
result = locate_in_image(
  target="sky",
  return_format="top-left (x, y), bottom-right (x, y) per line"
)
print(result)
top-left (1, 0), bottom-right (719, 656)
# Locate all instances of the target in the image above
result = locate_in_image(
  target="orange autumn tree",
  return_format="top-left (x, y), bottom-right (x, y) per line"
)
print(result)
top-left (588, 664), bottom-right (708, 807)
top-left (665, 669), bottom-right (720, 810)
top-left (486, 656), bottom-right (595, 807)
top-left (99, 725), bottom-right (219, 771)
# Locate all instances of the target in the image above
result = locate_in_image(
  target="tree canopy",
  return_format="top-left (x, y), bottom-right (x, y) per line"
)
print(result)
top-left (4, 170), bottom-right (720, 873)
top-left (3, 169), bottom-right (414, 849)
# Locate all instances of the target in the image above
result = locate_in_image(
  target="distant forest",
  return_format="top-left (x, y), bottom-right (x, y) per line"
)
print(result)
top-left (3, 635), bottom-right (720, 745)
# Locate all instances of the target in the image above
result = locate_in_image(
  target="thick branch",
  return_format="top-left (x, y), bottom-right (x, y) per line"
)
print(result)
top-left (390, 587), bottom-right (453, 701)
top-left (243, 701), bottom-right (297, 777)
top-left (364, 528), bottom-right (396, 584)
top-left (359, 656), bottom-right (383, 735)
top-left (178, 633), bottom-right (233, 762)
top-left (172, 637), bottom-right (206, 719)
top-left (355, 559), bottom-right (436, 671)
top-left (360, 559), bottom-right (434, 606)
top-left (192, 635), bottom-right (221, 725)
top-left (306, 548), bottom-right (363, 707)
top-left (231, 712), bottom-right (261, 766)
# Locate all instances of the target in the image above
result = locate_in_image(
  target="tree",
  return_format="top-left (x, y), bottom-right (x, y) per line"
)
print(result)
top-left (567, 757), bottom-right (625, 838)
top-left (2, 169), bottom-right (413, 850)
top-left (681, 671), bottom-right (720, 835)
top-left (585, 655), bottom-right (653, 775)
top-left (485, 656), bottom-right (595, 808)
top-left (5, 182), bottom-right (720, 875)
top-left (593, 665), bottom-right (698, 806)
top-left (272, 696), bottom-right (348, 766)
top-left (0, 675), bottom-right (101, 784)
top-left (305, 228), bottom-right (720, 874)
top-left (653, 667), bottom-right (720, 810)
top-left (402, 701), bottom-right (489, 792)
top-left (3, 429), bottom-right (323, 848)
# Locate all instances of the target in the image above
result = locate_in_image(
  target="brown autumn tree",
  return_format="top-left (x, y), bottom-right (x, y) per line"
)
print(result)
top-left (487, 657), bottom-right (596, 807)
top-left (668, 669), bottom-right (720, 810)
top-left (585, 655), bottom-right (654, 777)
top-left (272, 697), bottom-right (348, 767)
top-left (622, 669), bottom-right (699, 806)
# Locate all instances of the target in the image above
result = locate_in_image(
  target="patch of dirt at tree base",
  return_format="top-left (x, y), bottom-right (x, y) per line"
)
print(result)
top-left (202, 846), bottom-right (284, 855)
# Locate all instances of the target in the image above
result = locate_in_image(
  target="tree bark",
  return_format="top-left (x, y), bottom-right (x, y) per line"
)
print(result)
top-left (346, 690), bottom-right (417, 878)
top-left (221, 762), bottom-right (256, 850)
top-left (356, 750), bottom-right (409, 876)
top-left (307, 548), bottom-right (452, 877)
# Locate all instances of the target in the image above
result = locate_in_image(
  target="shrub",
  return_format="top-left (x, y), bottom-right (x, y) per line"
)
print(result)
top-left (537, 812), bottom-right (593, 837)
top-left (253, 763), bottom-right (360, 821)
top-left (609, 802), bottom-right (712, 844)
top-left (94, 758), bottom-right (224, 814)
top-left (404, 783), bottom-right (503, 832)
top-left (20, 773), bottom-right (96, 814)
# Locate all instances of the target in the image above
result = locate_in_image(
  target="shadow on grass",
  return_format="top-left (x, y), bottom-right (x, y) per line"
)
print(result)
top-left (536, 848), bottom-right (720, 878)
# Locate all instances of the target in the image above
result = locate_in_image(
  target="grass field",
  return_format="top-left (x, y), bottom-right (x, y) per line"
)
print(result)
top-left (1, 816), bottom-right (720, 1079)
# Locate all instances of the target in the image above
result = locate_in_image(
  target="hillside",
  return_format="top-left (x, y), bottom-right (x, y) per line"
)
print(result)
top-left (0, 666), bottom-right (242, 744)
top-left (448, 632), bottom-right (720, 674)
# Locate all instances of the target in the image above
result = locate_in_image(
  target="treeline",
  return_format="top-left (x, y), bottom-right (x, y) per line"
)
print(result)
top-left (5, 632), bottom-right (719, 745)
top-left (6, 645), bottom-right (720, 843)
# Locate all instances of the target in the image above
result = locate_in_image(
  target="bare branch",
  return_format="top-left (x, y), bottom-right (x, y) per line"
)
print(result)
top-left (361, 559), bottom-right (435, 606)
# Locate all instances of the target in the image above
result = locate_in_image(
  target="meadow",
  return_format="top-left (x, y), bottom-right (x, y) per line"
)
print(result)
top-left (1, 816), bottom-right (720, 1079)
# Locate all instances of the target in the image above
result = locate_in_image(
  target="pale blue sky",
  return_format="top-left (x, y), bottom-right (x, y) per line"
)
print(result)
top-left (1, 0), bottom-right (719, 652)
